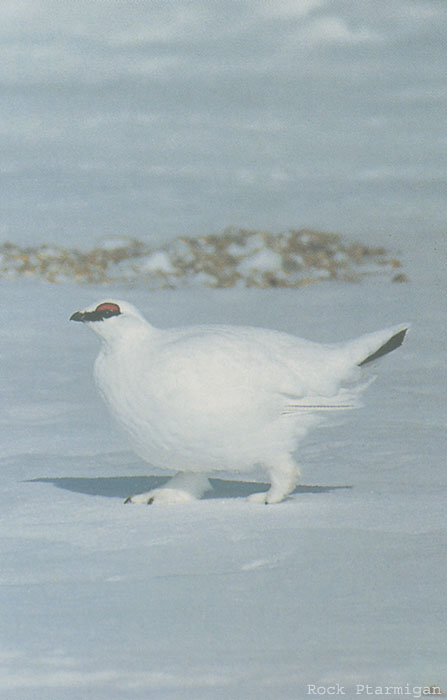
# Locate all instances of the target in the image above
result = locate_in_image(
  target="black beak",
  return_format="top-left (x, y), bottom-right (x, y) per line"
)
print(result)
top-left (70, 311), bottom-right (87, 322)
top-left (70, 309), bottom-right (112, 322)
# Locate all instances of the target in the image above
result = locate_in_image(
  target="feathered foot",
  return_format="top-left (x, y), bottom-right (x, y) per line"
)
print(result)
top-left (124, 472), bottom-right (211, 505)
top-left (248, 457), bottom-right (300, 504)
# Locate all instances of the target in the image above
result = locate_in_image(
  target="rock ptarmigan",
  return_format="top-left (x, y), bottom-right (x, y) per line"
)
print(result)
top-left (70, 300), bottom-right (408, 504)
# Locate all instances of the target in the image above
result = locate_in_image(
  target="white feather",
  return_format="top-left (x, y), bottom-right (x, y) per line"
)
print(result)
top-left (72, 300), bottom-right (409, 504)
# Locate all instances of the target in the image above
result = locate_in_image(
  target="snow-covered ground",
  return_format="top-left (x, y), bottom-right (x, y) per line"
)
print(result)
top-left (0, 253), bottom-right (445, 698)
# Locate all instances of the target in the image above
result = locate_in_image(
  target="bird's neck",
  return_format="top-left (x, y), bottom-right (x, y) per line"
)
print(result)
top-left (99, 323), bottom-right (157, 357)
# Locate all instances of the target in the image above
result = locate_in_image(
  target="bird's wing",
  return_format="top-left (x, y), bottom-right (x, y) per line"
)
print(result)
top-left (144, 323), bottom-right (408, 417)
top-left (279, 377), bottom-right (375, 414)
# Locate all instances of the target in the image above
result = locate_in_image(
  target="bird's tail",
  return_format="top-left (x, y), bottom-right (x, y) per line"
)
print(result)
top-left (357, 327), bottom-right (408, 367)
top-left (335, 323), bottom-right (410, 369)
top-left (282, 324), bottom-right (409, 416)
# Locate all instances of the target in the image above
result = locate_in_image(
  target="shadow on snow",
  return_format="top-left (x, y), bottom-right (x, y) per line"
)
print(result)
top-left (26, 475), bottom-right (352, 500)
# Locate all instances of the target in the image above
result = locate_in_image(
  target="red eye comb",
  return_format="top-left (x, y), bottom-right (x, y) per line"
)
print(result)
top-left (95, 302), bottom-right (121, 313)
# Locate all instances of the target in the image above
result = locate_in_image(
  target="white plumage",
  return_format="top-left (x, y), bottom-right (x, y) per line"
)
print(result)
top-left (70, 300), bottom-right (408, 504)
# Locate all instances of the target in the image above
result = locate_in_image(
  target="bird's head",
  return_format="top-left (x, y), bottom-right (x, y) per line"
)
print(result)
top-left (70, 300), bottom-right (148, 342)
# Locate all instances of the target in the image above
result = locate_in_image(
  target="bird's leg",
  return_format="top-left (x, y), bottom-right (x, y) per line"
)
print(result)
top-left (248, 456), bottom-right (300, 504)
top-left (125, 471), bottom-right (211, 504)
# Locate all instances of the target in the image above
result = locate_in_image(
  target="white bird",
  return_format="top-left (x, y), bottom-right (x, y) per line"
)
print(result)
top-left (70, 300), bottom-right (408, 504)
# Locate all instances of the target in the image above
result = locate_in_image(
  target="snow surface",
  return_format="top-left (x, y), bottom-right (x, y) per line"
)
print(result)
top-left (0, 260), bottom-right (446, 699)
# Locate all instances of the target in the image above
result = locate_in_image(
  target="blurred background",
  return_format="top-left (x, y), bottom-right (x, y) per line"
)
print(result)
top-left (0, 0), bottom-right (445, 261)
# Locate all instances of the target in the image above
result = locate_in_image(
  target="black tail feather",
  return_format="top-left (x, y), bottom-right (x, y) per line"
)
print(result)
top-left (358, 328), bottom-right (408, 367)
